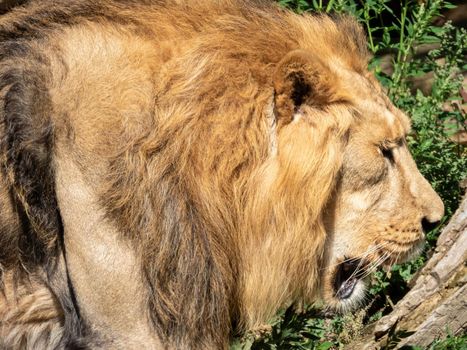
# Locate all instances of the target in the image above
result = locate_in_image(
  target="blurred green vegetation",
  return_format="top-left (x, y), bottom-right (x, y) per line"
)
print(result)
top-left (232, 0), bottom-right (466, 348)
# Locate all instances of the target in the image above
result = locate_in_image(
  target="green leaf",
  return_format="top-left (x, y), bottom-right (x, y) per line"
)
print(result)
top-left (317, 341), bottom-right (334, 350)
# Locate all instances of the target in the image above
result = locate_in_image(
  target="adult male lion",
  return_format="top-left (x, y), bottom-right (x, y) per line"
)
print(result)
top-left (0, 0), bottom-right (444, 348)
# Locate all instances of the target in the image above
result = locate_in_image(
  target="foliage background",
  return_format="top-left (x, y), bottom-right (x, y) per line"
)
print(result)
top-left (232, 0), bottom-right (466, 349)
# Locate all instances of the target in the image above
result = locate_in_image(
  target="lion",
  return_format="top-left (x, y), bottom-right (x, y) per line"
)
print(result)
top-left (0, 0), bottom-right (444, 349)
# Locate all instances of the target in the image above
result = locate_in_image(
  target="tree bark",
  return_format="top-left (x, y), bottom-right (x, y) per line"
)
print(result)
top-left (347, 196), bottom-right (467, 349)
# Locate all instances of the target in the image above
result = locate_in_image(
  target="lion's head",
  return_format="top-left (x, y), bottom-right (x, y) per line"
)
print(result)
top-left (319, 79), bottom-right (444, 311)
top-left (271, 38), bottom-right (447, 313)
top-left (269, 44), bottom-right (446, 311)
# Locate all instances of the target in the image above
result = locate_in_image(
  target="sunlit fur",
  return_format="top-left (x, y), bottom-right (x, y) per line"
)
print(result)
top-left (0, 0), bottom-right (444, 348)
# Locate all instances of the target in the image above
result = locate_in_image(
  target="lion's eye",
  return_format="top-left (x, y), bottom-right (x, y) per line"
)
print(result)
top-left (381, 147), bottom-right (394, 163)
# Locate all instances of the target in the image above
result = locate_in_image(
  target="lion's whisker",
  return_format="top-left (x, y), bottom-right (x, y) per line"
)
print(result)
top-left (321, 241), bottom-right (389, 271)
top-left (361, 251), bottom-right (391, 280)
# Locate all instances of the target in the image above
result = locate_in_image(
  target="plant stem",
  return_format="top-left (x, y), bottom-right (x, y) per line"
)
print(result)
top-left (397, 0), bottom-right (408, 65)
top-left (391, 0), bottom-right (408, 90)
top-left (364, 3), bottom-right (376, 53)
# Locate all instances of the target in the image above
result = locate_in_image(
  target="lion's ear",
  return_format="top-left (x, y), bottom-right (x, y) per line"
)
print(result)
top-left (273, 49), bottom-right (340, 126)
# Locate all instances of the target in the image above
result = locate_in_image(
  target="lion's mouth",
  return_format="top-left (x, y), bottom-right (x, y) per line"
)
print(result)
top-left (331, 240), bottom-right (425, 301)
top-left (333, 259), bottom-right (367, 299)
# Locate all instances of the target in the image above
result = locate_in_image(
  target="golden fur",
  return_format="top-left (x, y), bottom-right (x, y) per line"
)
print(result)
top-left (0, 1), bottom-right (444, 348)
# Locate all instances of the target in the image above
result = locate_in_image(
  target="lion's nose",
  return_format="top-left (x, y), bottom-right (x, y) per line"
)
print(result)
top-left (417, 180), bottom-right (444, 224)
top-left (421, 217), bottom-right (440, 233)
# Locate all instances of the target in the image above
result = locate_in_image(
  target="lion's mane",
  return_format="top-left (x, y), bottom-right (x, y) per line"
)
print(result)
top-left (0, 1), bottom-right (368, 348)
